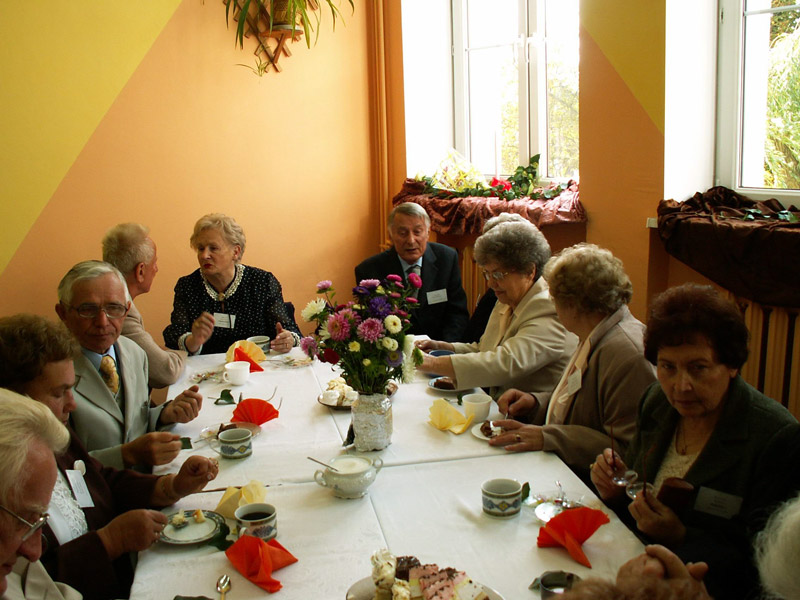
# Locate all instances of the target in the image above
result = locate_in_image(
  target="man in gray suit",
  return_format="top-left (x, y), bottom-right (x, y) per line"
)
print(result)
top-left (55, 260), bottom-right (202, 470)
top-left (102, 223), bottom-right (187, 389)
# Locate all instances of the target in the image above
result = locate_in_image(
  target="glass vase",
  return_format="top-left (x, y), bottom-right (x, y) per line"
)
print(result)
top-left (351, 392), bottom-right (393, 451)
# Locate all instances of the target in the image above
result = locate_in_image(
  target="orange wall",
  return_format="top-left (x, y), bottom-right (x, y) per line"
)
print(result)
top-left (0, 1), bottom-right (377, 337)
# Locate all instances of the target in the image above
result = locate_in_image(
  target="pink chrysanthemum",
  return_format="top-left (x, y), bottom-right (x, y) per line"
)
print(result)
top-left (299, 336), bottom-right (318, 357)
top-left (388, 292), bottom-right (401, 298)
top-left (386, 274), bottom-right (403, 284)
top-left (316, 280), bottom-right (333, 291)
top-left (357, 318), bottom-right (384, 343)
top-left (408, 272), bottom-right (422, 288)
top-left (326, 312), bottom-right (352, 341)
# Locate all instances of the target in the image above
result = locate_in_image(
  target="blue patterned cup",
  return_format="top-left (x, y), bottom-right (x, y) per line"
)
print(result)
top-left (235, 503), bottom-right (277, 540)
top-left (481, 478), bottom-right (522, 518)
top-left (212, 427), bottom-right (253, 459)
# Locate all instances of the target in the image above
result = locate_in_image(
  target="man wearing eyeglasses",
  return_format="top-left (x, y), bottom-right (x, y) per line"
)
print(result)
top-left (55, 260), bottom-right (202, 471)
top-left (0, 389), bottom-right (80, 600)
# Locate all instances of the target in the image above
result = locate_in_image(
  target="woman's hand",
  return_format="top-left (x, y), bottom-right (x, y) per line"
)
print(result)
top-left (172, 456), bottom-right (219, 497)
top-left (97, 509), bottom-right (168, 559)
top-left (488, 420), bottom-right (544, 452)
top-left (160, 385), bottom-right (203, 424)
top-left (270, 322), bottom-right (294, 354)
top-left (496, 389), bottom-right (538, 420)
top-left (590, 448), bottom-right (627, 501)
top-left (616, 545), bottom-right (710, 599)
top-left (186, 312), bottom-right (215, 353)
top-left (629, 492), bottom-right (687, 546)
top-left (415, 339), bottom-right (453, 353)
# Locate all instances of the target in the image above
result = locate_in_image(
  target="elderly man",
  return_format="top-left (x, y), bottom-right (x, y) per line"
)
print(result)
top-left (55, 260), bottom-right (202, 470)
top-left (355, 202), bottom-right (469, 342)
top-left (0, 390), bottom-right (80, 600)
top-left (102, 223), bottom-right (186, 388)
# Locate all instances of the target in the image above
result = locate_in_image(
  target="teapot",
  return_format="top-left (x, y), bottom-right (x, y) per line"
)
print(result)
top-left (314, 455), bottom-right (383, 499)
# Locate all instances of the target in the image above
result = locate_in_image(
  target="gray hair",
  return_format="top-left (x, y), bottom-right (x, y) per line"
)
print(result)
top-left (544, 243), bottom-right (633, 315)
top-left (474, 220), bottom-right (551, 278)
top-left (57, 260), bottom-right (131, 306)
top-left (190, 214), bottom-right (246, 260)
top-left (388, 203), bottom-right (431, 228)
top-left (0, 389), bottom-right (69, 504)
top-left (482, 212), bottom-right (528, 233)
top-left (756, 493), bottom-right (800, 599)
top-left (102, 223), bottom-right (155, 276)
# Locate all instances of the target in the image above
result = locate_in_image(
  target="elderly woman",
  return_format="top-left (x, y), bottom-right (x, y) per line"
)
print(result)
top-left (0, 314), bottom-right (219, 600)
top-left (490, 243), bottom-right (656, 474)
top-left (163, 213), bottom-right (301, 355)
top-left (418, 217), bottom-right (575, 397)
top-left (590, 284), bottom-right (800, 599)
top-left (756, 493), bottom-right (800, 599)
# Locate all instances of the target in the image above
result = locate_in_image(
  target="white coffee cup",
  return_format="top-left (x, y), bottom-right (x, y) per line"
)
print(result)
top-left (224, 361), bottom-right (250, 385)
top-left (463, 393), bottom-right (492, 423)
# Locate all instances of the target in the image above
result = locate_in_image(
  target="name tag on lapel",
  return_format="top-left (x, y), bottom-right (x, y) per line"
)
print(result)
top-left (694, 487), bottom-right (742, 519)
top-left (426, 289), bottom-right (448, 305)
top-left (566, 368), bottom-right (582, 395)
top-left (66, 469), bottom-right (95, 508)
top-left (214, 313), bottom-right (235, 328)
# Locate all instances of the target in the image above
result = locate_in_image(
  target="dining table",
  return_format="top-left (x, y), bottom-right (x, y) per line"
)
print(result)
top-left (131, 349), bottom-right (644, 600)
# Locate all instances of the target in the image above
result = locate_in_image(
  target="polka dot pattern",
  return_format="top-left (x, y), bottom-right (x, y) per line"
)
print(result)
top-left (163, 265), bottom-right (300, 355)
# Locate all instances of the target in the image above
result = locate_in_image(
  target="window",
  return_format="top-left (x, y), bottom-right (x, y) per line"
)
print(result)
top-left (717, 0), bottom-right (800, 204)
top-left (401, 0), bottom-right (579, 181)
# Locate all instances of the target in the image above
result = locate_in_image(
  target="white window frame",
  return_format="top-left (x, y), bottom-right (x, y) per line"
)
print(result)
top-left (716, 0), bottom-right (800, 206)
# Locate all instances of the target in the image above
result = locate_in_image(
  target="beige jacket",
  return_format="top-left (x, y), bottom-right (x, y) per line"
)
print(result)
top-left (122, 302), bottom-right (186, 389)
top-left (4, 560), bottom-right (82, 600)
top-left (450, 278), bottom-right (576, 398)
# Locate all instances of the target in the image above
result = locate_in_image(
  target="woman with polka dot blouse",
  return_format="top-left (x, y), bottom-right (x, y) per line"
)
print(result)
top-left (163, 213), bottom-right (301, 355)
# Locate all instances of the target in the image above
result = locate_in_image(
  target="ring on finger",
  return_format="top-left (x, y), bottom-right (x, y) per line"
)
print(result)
top-left (515, 434), bottom-right (522, 442)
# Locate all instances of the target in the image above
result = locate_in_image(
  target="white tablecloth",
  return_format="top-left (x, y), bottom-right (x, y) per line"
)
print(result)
top-left (130, 351), bottom-right (644, 600)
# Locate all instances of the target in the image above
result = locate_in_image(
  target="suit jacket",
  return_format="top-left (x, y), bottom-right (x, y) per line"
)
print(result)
top-left (624, 377), bottom-right (800, 599)
top-left (41, 429), bottom-right (158, 600)
top-left (450, 278), bottom-right (576, 397)
top-left (528, 306), bottom-right (656, 473)
top-left (355, 243), bottom-right (469, 342)
top-left (70, 336), bottom-right (165, 469)
top-left (122, 302), bottom-right (186, 389)
top-left (5, 560), bottom-right (81, 600)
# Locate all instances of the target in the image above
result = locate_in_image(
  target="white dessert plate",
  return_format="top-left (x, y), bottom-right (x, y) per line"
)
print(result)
top-left (345, 577), bottom-right (504, 600)
top-left (471, 422), bottom-right (491, 441)
top-left (198, 422), bottom-right (262, 441)
top-left (160, 510), bottom-right (225, 545)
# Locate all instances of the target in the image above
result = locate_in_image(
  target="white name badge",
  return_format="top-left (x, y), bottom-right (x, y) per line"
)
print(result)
top-left (213, 313), bottom-right (236, 329)
top-left (566, 367), bottom-right (582, 395)
top-left (66, 469), bottom-right (95, 508)
top-left (426, 289), bottom-right (448, 305)
top-left (694, 486), bottom-right (742, 519)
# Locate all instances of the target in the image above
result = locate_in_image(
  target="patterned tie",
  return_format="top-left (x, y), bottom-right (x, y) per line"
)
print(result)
top-left (406, 264), bottom-right (421, 299)
top-left (99, 355), bottom-right (120, 394)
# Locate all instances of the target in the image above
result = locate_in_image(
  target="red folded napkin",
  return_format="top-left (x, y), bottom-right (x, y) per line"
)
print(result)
top-left (234, 347), bottom-right (264, 372)
top-left (537, 507), bottom-right (610, 568)
top-left (225, 535), bottom-right (298, 593)
top-left (231, 398), bottom-right (279, 425)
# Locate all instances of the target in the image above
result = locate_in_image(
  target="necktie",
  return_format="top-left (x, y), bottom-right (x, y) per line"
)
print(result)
top-left (406, 264), bottom-right (421, 298)
top-left (100, 355), bottom-right (120, 394)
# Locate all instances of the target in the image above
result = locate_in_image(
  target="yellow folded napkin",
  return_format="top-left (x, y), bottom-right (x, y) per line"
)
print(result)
top-left (428, 398), bottom-right (474, 434)
top-left (225, 340), bottom-right (267, 363)
top-left (214, 480), bottom-right (266, 519)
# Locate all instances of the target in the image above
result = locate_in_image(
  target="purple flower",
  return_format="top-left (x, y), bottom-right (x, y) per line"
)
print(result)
top-left (327, 312), bottom-right (352, 341)
top-left (357, 318), bottom-right (384, 342)
top-left (358, 279), bottom-right (381, 289)
top-left (385, 274), bottom-right (403, 284)
top-left (353, 286), bottom-right (370, 296)
top-left (300, 336), bottom-right (318, 357)
top-left (316, 280), bottom-right (333, 292)
top-left (407, 272), bottom-right (422, 289)
top-left (386, 350), bottom-right (403, 367)
top-left (368, 296), bottom-right (393, 318)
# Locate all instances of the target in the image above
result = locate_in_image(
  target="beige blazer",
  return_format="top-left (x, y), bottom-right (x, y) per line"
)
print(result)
top-left (5, 559), bottom-right (82, 600)
top-left (450, 278), bottom-right (576, 397)
top-left (122, 302), bottom-right (186, 389)
top-left (530, 305), bottom-right (657, 473)
top-left (69, 336), bottom-right (165, 469)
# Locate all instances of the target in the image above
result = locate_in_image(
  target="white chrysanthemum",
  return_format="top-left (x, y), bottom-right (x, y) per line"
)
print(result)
top-left (381, 337), bottom-right (398, 351)
top-left (318, 323), bottom-right (330, 341)
top-left (384, 314), bottom-right (402, 334)
top-left (301, 298), bottom-right (327, 322)
top-left (401, 334), bottom-right (416, 382)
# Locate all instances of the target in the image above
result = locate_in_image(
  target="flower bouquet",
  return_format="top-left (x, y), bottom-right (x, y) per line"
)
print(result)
top-left (300, 276), bottom-right (424, 450)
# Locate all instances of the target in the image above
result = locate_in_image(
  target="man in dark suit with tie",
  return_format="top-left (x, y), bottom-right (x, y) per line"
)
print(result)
top-left (355, 203), bottom-right (469, 342)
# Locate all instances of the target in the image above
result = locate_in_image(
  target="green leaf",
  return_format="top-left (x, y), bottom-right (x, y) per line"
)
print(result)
top-left (207, 522), bottom-right (233, 551)
top-left (214, 389), bottom-right (235, 405)
top-left (521, 481), bottom-right (530, 503)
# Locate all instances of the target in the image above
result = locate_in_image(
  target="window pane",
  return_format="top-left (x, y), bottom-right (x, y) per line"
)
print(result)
top-left (741, 2), bottom-right (800, 190)
top-left (544, 0), bottom-right (579, 179)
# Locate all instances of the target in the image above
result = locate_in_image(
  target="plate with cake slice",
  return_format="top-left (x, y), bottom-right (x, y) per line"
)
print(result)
top-left (346, 577), bottom-right (504, 600)
top-left (160, 510), bottom-right (225, 545)
top-left (427, 377), bottom-right (475, 394)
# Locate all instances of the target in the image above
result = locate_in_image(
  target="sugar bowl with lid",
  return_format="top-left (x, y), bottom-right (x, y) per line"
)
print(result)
top-left (314, 455), bottom-right (383, 499)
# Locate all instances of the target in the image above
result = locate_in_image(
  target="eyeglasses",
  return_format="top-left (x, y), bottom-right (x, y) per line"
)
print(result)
top-left (63, 303), bottom-right (128, 319)
top-left (0, 504), bottom-right (49, 542)
top-left (481, 269), bottom-right (511, 282)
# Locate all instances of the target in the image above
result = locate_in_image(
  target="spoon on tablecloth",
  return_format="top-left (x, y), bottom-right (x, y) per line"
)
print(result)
top-left (216, 574), bottom-right (231, 600)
